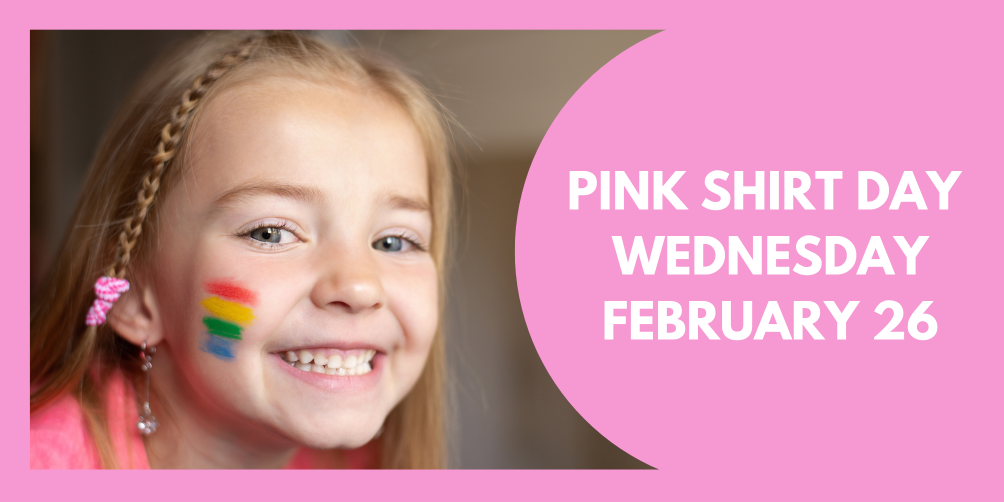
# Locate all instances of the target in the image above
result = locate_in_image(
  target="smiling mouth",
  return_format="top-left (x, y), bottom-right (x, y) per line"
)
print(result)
top-left (279, 349), bottom-right (376, 376)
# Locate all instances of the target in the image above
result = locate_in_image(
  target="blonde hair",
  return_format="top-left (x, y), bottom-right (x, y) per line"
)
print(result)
top-left (30, 31), bottom-right (453, 469)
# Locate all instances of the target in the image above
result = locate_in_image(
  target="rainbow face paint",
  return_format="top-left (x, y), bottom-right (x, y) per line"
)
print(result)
top-left (205, 280), bottom-right (259, 305)
top-left (199, 280), bottom-right (257, 361)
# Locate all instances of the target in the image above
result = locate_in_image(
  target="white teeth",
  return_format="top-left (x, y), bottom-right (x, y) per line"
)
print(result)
top-left (344, 355), bottom-right (358, 369)
top-left (281, 349), bottom-right (377, 376)
top-left (327, 354), bottom-right (343, 368)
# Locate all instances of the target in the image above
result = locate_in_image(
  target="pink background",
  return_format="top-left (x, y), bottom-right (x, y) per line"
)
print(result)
top-left (10, 0), bottom-right (1002, 500)
top-left (515, 0), bottom-right (1002, 500)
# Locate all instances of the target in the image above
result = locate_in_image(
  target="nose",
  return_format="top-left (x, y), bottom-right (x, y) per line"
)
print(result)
top-left (310, 244), bottom-right (385, 314)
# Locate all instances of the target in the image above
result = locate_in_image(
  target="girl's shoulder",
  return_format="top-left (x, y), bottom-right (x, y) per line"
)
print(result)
top-left (30, 391), bottom-right (101, 468)
top-left (30, 372), bottom-right (150, 469)
top-left (30, 372), bottom-right (377, 469)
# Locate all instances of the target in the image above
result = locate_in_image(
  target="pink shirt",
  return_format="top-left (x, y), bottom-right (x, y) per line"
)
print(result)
top-left (30, 371), bottom-right (378, 469)
top-left (30, 371), bottom-right (150, 469)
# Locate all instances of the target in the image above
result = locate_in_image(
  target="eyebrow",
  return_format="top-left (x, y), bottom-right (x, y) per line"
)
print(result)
top-left (212, 181), bottom-right (325, 208)
top-left (381, 193), bottom-right (430, 213)
top-left (210, 180), bottom-right (430, 213)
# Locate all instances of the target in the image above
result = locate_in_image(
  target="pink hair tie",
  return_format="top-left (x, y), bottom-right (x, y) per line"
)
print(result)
top-left (85, 276), bottom-right (131, 326)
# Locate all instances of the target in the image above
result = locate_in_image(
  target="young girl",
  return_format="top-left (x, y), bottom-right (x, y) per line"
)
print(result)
top-left (30, 31), bottom-right (453, 469)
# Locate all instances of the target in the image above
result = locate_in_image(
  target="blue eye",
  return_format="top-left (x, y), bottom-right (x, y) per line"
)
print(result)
top-left (373, 236), bottom-right (404, 252)
top-left (234, 220), bottom-right (302, 251)
top-left (250, 227), bottom-right (283, 243)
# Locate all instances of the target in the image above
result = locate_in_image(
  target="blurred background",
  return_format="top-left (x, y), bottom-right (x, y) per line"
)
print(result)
top-left (30, 30), bottom-right (656, 468)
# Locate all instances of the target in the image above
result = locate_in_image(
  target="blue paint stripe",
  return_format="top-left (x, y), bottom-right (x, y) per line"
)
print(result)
top-left (201, 333), bottom-right (235, 361)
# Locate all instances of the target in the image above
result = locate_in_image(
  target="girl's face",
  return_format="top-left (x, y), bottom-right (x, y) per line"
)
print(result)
top-left (151, 76), bottom-right (438, 449)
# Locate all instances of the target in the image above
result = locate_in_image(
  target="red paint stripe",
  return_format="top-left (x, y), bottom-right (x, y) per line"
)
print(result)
top-left (204, 280), bottom-right (258, 306)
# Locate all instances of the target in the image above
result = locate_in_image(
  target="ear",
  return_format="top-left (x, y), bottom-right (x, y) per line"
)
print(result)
top-left (107, 283), bottom-right (164, 348)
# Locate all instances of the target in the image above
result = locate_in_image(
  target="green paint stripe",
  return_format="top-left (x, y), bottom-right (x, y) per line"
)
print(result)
top-left (203, 316), bottom-right (242, 339)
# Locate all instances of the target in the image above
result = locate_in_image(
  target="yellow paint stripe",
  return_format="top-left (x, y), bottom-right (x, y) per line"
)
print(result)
top-left (201, 296), bottom-right (255, 325)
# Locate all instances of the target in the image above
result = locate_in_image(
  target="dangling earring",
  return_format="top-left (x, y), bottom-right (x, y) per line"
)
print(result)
top-left (138, 342), bottom-right (159, 436)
